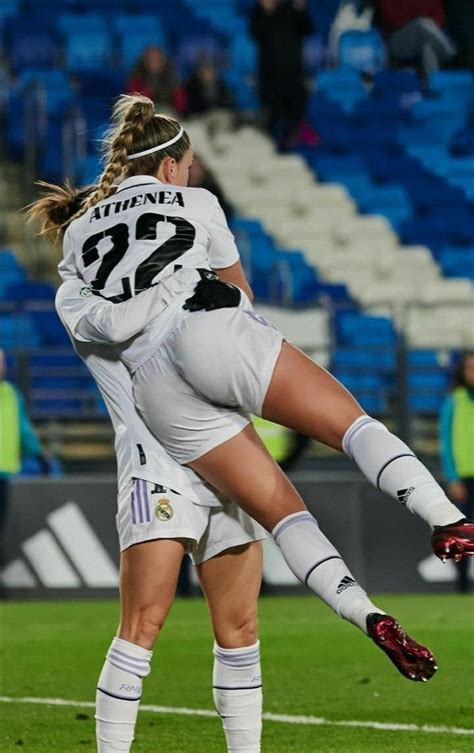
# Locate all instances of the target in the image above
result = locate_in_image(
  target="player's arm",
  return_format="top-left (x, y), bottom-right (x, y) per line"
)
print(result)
top-left (55, 279), bottom-right (164, 345)
top-left (208, 198), bottom-right (254, 301)
top-left (215, 260), bottom-right (253, 301)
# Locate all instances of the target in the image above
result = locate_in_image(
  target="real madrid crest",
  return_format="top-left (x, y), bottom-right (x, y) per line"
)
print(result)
top-left (155, 499), bottom-right (174, 522)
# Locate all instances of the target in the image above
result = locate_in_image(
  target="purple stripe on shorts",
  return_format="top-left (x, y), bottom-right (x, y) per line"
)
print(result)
top-left (131, 484), bottom-right (137, 525)
top-left (143, 480), bottom-right (151, 522)
top-left (136, 480), bottom-right (144, 523)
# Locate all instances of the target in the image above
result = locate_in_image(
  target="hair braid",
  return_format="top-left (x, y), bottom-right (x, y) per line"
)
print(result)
top-left (25, 94), bottom-right (190, 241)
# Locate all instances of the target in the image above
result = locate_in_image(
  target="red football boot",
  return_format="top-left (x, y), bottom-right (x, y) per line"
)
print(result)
top-left (366, 613), bottom-right (438, 682)
top-left (432, 518), bottom-right (474, 562)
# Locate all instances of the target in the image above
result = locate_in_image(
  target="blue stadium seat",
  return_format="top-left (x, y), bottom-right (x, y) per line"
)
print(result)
top-left (333, 348), bottom-right (396, 372)
top-left (9, 29), bottom-right (57, 70)
top-left (230, 34), bottom-right (257, 74)
top-left (75, 154), bottom-right (102, 186)
top-left (6, 281), bottom-right (56, 303)
top-left (408, 350), bottom-right (447, 368)
top-left (31, 310), bottom-right (71, 346)
top-left (338, 29), bottom-right (385, 75)
top-left (175, 34), bottom-right (225, 75)
top-left (65, 31), bottom-right (113, 72)
top-left (336, 312), bottom-right (396, 345)
top-left (408, 394), bottom-right (444, 413)
top-left (0, 314), bottom-right (41, 348)
top-left (354, 393), bottom-right (387, 413)
top-left (119, 31), bottom-right (168, 68)
top-left (112, 13), bottom-right (165, 34)
top-left (17, 69), bottom-right (75, 116)
top-left (428, 69), bottom-right (474, 96)
top-left (408, 371), bottom-right (449, 391)
top-left (317, 69), bottom-right (362, 91)
top-left (58, 13), bottom-right (107, 34)
top-left (0, 249), bottom-right (21, 271)
top-left (0, 0), bottom-right (20, 23)
top-left (0, 270), bottom-right (27, 298)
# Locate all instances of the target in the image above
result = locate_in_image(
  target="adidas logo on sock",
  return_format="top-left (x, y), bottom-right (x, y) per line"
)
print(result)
top-left (397, 487), bottom-right (415, 505)
top-left (336, 575), bottom-right (357, 594)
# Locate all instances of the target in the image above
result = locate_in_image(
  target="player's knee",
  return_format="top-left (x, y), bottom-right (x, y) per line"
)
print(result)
top-left (121, 604), bottom-right (168, 647)
top-left (216, 610), bottom-right (259, 648)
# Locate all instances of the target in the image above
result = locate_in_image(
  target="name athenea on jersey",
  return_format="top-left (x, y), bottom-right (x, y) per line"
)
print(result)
top-left (89, 190), bottom-right (184, 222)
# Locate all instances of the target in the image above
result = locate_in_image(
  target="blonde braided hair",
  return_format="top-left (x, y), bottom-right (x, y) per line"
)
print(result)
top-left (26, 94), bottom-right (190, 242)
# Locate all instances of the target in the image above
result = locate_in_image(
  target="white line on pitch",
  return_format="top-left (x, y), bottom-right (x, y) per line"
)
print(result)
top-left (1, 696), bottom-right (473, 736)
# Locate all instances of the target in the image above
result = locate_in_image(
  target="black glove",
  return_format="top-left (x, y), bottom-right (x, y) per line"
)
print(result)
top-left (183, 270), bottom-right (241, 312)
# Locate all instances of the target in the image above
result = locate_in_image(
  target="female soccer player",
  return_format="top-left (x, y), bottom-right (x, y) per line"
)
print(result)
top-left (55, 277), bottom-right (266, 753)
top-left (29, 94), bottom-right (474, 691)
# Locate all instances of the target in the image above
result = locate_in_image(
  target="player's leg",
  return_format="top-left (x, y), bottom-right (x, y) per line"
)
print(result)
top-left (153, 308), bottom-right (468, 557)
top-left (262, 342), bottom-right (472, 557)
top-left (190, 427), bottom-right (437, 682)
top-left (96, 538), bottom-right (187, 753)
top-left (196, 541), bottom-right (263, 753)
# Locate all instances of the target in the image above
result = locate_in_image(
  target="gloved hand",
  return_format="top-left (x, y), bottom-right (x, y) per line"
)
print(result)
top-left (183, 271), bottom-right (241, 312)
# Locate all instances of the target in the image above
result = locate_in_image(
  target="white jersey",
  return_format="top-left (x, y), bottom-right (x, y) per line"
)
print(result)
top-left (55, 278), bottom-right (222, 507)
top-left (59, 175), bottom-right (239, 299)
top-left (59, 175), bottom-right (241, 371)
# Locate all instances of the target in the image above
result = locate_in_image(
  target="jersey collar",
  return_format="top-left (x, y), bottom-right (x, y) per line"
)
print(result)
top-left (115, 175), bottom-right (164, 194)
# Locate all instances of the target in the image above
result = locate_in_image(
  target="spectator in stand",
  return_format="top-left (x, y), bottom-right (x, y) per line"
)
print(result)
top-left (127, 46), bottom-right (186, 114)
top-left (249, 0), bottom-right (318, 151)
top-left (185, 59), bottom-right (234, 116)
top-left (188, 155), bottom-right (234, 221)
top-left (0, 348), bottom-right (49, 560)
top-left (439, 351), bottom-right (474, 593)
top-left (366, 0), bottom-right (456, 77)
top-left (444, 0), bottom-right (474, 70)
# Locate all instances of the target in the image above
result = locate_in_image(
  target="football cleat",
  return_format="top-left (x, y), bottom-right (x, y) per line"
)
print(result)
top-left (432, 519), bottom-right (474, 562)
top-left (366, 613), bottom-right (438, 682)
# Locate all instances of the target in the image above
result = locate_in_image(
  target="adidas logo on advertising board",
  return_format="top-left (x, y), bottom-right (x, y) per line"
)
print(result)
top-left (0, 501), bottom-right (119, 589)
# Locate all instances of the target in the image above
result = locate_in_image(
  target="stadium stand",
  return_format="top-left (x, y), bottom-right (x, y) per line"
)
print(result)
top-left (1, 0), bottom-right (473, 465)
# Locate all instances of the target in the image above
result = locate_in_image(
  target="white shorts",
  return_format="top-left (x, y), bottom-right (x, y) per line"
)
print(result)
top-left (133, 305), bottom-right (283, 464)
top-left (117, 478), bottom-right (266, 563)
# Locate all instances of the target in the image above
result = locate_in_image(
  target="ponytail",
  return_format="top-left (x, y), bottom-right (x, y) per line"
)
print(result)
top-left (25, 180), bottom-right (93, 244)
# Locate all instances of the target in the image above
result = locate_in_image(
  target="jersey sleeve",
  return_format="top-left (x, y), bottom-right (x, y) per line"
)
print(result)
top-left (58, 226), bottom-right (81, 282)
top-left (207, 198), bottom-right (240, 269)
top-left (56, 279), bottom-right (166, 345)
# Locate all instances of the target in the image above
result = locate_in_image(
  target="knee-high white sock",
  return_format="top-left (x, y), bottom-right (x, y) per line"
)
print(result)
top-left (95, 637), bottom-right (152, 753)
top-left (213, 641), bottom-right (262, 753)
top-left (343, 416), bottom-right (464, 528)
top-left (273, 512), bottom-right (381, 633)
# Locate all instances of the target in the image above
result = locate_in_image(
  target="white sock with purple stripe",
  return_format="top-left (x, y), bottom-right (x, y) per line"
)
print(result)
top-left (95, 637), bottom-right (152, 752)
top-left (272, 512), bottom-right (382, 633)
top-left (342, 416), bottom-right (463, 527)
top-left (213, 641), bottom-right (262, 752)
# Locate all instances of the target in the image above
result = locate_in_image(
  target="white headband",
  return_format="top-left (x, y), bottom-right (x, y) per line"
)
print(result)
top-left (127, 126), bottom-right (184, 160)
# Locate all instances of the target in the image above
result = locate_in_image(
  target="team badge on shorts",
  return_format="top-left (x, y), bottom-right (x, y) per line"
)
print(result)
top-left (155, 499), bottom-right (174, 521)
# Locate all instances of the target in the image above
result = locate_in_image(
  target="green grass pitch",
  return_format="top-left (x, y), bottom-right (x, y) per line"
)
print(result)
top-left (1, 595), bottom-right (473, 752)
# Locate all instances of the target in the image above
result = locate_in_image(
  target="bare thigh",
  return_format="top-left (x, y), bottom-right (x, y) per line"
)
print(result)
top-left (190, 424), bottom-right (307, 531)
top-left (196, 541), bottom-right (263, 648)
top-left (262, 341), bottom-right (365, 450)
top-left (119, 538), bottom-right (189, 649)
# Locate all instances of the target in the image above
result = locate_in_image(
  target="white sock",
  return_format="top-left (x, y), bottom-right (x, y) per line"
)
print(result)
top-left (213, 641), bottom-right (262, 753)
top-left (343, 416), bottom-right (464, 528)
top-left (95, 637), bottom-right (152, 753)
top-left (273, 512), bottom-right (381, 633)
